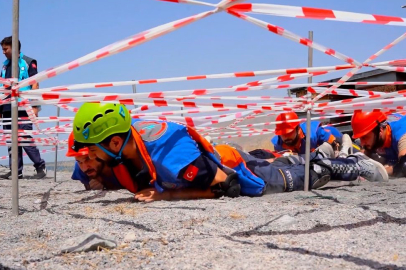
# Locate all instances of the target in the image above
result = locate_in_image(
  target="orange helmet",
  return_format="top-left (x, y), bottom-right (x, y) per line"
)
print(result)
top-left (66, 132), bottom-right (89, 157)
top-left (275, 112), bottom-right (300, 135)
top-left (351, 111), bottom-right (387, 139)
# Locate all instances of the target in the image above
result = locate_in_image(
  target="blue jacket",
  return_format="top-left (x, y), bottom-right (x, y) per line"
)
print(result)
top-left (130, 119), bottom-right (266, 196)
top-left (1, 52), bottom-right (33, 92)
top-left (271, 121), bottom-right (342, 154)
top-left (378, 116), bottom-right (406, 165)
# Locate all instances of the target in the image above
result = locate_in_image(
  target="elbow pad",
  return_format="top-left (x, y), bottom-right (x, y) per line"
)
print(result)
top-left (211, 172), bottom-right (241, 198)
top-left (393, 155), bottom-right (406, 177)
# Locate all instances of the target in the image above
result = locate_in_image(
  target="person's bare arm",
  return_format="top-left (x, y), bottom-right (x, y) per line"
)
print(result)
top-left (135, 168), bottom-right (227, 202)
top-left (135, 188), bottom-right (215, 202)
top-left (209, 167), bottom-right (227, 186)
top-left (89, 178), bottom-right (104, 190)
top-left (384, 165), bottom-right (394, 176)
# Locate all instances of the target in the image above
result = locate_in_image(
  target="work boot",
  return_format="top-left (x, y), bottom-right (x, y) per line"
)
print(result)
top-left (315, 142), bottom-right (335, 159)
top-left (29, 166), bottom-right (47, 180)
top-left (349, 152), bottom-right (388, 182)
top-left (338, 134), bottom-right (353, 158)
top-left (0, 171), bottom-right (23, 180)
top-left (310, 164), bottom-right (331, 189)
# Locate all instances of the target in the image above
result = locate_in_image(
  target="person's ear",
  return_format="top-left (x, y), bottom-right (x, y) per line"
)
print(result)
top-left (109, 136), bottom-right (123, 152)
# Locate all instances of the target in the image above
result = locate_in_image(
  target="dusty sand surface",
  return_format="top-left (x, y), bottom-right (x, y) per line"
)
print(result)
top-left (0, 169), bottom-right (405, 270)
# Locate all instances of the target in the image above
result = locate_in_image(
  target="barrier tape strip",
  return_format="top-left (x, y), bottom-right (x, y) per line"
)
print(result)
top-left (0, 146), bottom-right (68, 161)
top-left (1, 0), bottom-right (405, 152)
top-left (25, 64), bottom-right (354, 94)
top-left (16, 10), bottom-right (218, 90)
top-left (227, 10), bottom-right (360, 65)
top-left (313, 31), bottom-right (406, 102)
top-left (228, 3), bottom-right (406, 26)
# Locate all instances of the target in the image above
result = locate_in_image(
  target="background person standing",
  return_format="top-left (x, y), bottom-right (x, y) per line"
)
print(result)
top-left (0, 36), bottom-right (46, 179)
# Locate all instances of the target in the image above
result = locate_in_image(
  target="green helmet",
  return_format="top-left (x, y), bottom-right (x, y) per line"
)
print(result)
top-left (73, 103), bottom-right (131, 143)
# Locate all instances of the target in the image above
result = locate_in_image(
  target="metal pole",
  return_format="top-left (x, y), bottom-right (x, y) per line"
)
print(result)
top-left (132, 82), bottom-right (137, 109)
top-left (11, 0), bottom-right (20, 215)
top-left (304, 31), bottom-right (313, 192)
top-left (53, 107), bottom-right (60, 182)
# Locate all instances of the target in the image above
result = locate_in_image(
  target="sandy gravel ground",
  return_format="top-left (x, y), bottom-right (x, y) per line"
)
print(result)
top-left (0, 169), bottom-right (405, 270)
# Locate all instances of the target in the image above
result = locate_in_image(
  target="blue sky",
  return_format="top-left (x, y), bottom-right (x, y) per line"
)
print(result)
top-left (0, 0), bottom-right (406, 164)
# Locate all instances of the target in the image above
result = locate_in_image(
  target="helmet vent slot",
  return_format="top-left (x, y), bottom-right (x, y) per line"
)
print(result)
top-left (105, 109), bottom-right (114, 115)
top-left (83, 122), bottom-right (91, 129)
top-left (93, 114), bottom-right (103, 122)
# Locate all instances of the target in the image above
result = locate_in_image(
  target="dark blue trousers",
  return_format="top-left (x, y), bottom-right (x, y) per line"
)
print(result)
top-left (3, 111), bottom-right (45, 174)
top-left (238, 150), bottom-right (359, 193)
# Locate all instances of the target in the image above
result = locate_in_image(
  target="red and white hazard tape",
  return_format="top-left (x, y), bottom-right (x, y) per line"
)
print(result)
top-left (27, 64), bottom-right (354, 94)
top-left (2, 0), bottom-right (405, 151)
top-left (21, 80), bottom-right (406, 106)
top-left (233, 113), bottom-right (353, 128)
top-left (370, 65), bottom-right (406, 73)
top-left (370, 59), bottom-right (406, 67)
top-left (16, 0), bottom-right (245, 90)
top-left (16, 10), bottom-right (216, 90)
top-left (228, 3), bottom-right (406, 27)
top-left (313, 31), bottom-right (406, 102)
top-left (227, 10), bottom-right (360, 65)
top-left (214, 132), bottom-right (273, 140)
top-left (0, 146), bottom-right (68, 161)
top-left (159, 0), bottom-right (216, 8)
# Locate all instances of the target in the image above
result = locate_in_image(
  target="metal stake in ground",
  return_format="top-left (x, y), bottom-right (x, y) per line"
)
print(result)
top-left (11, 0), bottom-right (20, 215)
top-left (304, 31), bottom-right (313, 192)
top-left (132, 82), bottom-right (137, 109)
top-left (53, 106), bottom-right (60, 182)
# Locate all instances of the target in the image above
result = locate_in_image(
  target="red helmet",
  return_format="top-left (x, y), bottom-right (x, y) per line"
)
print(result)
top-left (275, 112), bottom-right (300, 135)
top-left (66, 132), bottom-right (89, 157)
top-left (351, 111), bottom-right (387, 139)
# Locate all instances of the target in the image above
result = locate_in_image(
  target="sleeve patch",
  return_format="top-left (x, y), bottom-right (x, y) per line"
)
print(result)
top-left (133, 121), bottom-right (168, 142)
top-left (183, 164), bottom-right (199, 181)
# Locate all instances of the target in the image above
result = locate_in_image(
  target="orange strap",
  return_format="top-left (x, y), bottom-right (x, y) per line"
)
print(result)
top-left (187, 126), bottom-right (215, 153)
top-left (327, 134), bottom-right (336, 144)
top-left (112, 165), bottom-right (138, 193)
top-left (130, 127), bottom-right (157, 183)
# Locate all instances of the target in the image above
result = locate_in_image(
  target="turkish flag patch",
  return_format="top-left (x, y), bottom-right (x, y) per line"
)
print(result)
top-left (183, 164), bottom-right (199, 182)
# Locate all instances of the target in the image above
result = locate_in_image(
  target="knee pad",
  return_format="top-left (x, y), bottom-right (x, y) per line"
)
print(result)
top-left (211, 172), bottom-right (241, 198)
top-left (310, 158), bottom-right (333, 172)
top-left (287, 155), bottom-right (305, 165)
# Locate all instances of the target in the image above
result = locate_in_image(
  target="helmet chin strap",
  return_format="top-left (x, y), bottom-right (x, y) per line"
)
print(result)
top-left (96, 130), bottom-right (132, 164)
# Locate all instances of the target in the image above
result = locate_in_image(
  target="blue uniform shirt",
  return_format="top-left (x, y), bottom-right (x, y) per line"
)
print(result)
top-left (271, 121), bottom-right (342, 154)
